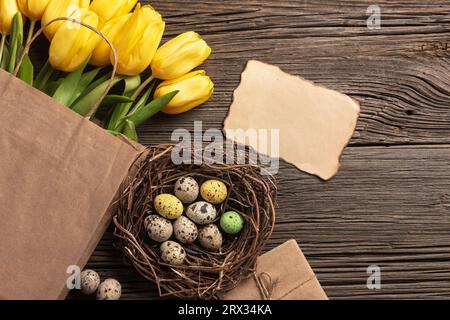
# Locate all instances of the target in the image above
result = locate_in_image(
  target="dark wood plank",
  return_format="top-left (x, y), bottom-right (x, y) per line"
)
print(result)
top-left (69, 145), bottom-right (450, 300)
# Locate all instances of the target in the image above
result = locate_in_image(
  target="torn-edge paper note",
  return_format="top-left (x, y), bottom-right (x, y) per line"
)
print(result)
top-left (224, 60), bottom-right (360, 180)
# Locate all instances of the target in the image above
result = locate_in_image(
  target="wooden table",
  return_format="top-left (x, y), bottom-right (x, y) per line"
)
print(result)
top-left (68, 0), bottom-right (450, 300)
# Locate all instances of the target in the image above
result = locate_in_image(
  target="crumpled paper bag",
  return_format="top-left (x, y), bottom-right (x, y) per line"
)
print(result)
top-left (0, 70), bottom-right (146, 300)
top-left (221, 240), bottom-right (328, 300)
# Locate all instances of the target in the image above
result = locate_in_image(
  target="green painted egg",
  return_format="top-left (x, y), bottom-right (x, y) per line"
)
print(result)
top-left (220, 211), bottom-right (245, 235)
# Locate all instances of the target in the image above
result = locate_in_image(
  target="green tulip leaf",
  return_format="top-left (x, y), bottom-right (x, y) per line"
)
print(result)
top-left (67, 67), bottom-right (101, 106)
top-left (123, 120), bottom-right (138, 142)
top-left (52, 60), bottom-right (89, 106)
top-left (123, 75), bottom-right (141, 96)
top-left (106, 76), bottom-right (142, 131)
top-left (16, 43), bottom-right (33, 86)
top-left (82, 72), bottom-right (111, 95)
top-left (124, 90), bottom-right (178, 128)
top-left (71, 76), bottom-right (122, 116)
top-left (44, 79), bottom-right (63, 96)
top-left (1, 45), bottom-right (10, 70)
top-left (34, 61), bottom-right (51, 88)
top-left (107, 130), bottom-right (121, 137)
top-left (7, 13), bottom-right (23, 73)
top-left (101, 95), bottom-right (135, 107)
top-left (129, 83), bottom-right (154, 115)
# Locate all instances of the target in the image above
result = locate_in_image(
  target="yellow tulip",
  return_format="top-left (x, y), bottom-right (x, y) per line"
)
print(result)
top-left (90, 0), bottom-right (137, 24)
top-left (151, 31), bottom-right (211, 80)
top-left (49, 9), bottom-right (101, 72)
top-left (155, 70), bottom-right (214, 115)
top-left (112, 4), bottom-right (165, 76)
top-left (42, 0), bottom-right (90, 40)
top-left (0, 0), bottom-right (19, 34)
top-left (17, 0), bottom-right (51, 21)
top-left (90, 13), bottom-right (130, 67)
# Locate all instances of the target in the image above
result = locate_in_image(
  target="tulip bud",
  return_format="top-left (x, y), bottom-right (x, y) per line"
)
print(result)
top-left (0, 0), bottom-right (19, 34)
top-left (89, 0), bottom-right (137, 24)
top-left (49, 9), bottom-right (101, 72)
top-left (17, 0), bottom-right (51, 21)
top-left (155, 70), bottom-right (214, 115)
top-left (90, 13), bottom-right (130, 67)
top-left (151, 31), bottom-right (211, 80)
top-left (111, 4), bottom-right (165, 76)
top-left (42, 0), bottom-right (90, 40)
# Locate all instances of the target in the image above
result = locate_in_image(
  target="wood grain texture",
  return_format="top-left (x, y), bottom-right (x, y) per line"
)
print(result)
top-left (64, 0), bottom-right (450, 300)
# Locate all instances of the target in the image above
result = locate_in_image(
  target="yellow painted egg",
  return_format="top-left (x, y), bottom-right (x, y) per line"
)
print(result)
top-left (154, 194), bottom-right (184, 219)
top-left (200, 180), bottom-right (228, 205)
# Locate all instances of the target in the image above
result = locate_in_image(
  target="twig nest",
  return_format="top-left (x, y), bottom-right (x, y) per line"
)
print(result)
top-left (173, 216), bottom-right (198, 244)
top-left (160, 241), bottom-right (186, 265)
top-left (186, 201), bottom-right (217, 225)
top-left (174, 176), bottom-right (199, 204)
top-left (96, 279), bottom-right (121, 300)
top-left (198, 224), bottom-right (223, 251)
top-left (114, 144), bottom-right (277, 299)
top-left (200, 180), bottom-right (228, 204)
top-left (144, 215), bottom-right (173, 242)
top-left (154, 194), bottom-right (184, 219)
top-left (80, 269), bottom-right (100, 295)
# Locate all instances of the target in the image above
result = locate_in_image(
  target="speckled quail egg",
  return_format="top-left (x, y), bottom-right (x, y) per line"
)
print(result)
top-left (200, 180), bottom-right (228, 205)
top-left (160, 241), bottom-right (186, 265)
top-left (173, 216), bottom-right (198, 244)
top-left (174, 176), bottom-right (199, 204)
top-left (154, 194), bottom-right (184, 219)
top-left (144, 215), bottom-right (173, 242)
top-left (186, 201), bottom-right (218, 225)
top-left (198, 224), bottom-right (223, 251)
top-left (80, 269), bottom-right (100, 295)
top-left (96, 279), bottom-right (121, 300)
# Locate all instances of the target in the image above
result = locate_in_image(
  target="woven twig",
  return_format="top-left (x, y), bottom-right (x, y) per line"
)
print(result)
top-left (113, 144), bottom-right (277, 299)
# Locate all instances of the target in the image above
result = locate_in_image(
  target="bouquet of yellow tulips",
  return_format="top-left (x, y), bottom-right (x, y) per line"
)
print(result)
top-left (0, 0), bottom-right (214, 142)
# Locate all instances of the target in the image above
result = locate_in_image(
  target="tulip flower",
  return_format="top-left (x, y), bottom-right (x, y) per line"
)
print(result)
top-left (111, 4), bottom-right (165, 76)
top-left (90, 13), bottom-right (130, 67)
top-left (154, 70), bottom-right (214, 115)
top-left (89, 0), bottom-right (137, 24)
top-left (42, 0), bottom-right (90, 40)
top-left (49, 9), bottom-right (101, 72)
top-left (151, 31), bottom-right (211, 81)
top-left (17, 0), bottom-right (51, 21)
top-left (0, 0), bottom-right (19, 35)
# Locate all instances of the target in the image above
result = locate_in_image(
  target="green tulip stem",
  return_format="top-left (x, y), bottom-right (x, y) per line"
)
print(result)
top-left (131, 74), bottom-right (155, 100)
top-left (38, 62), bottom-right (54, 90)
top-left (25, 20), bottom-right (36, 48)
top-left (0, 34), bottom-right (6, 66)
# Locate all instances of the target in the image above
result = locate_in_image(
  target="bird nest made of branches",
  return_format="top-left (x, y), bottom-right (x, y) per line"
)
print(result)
top-left (113, 144), bottom-right (277, 299)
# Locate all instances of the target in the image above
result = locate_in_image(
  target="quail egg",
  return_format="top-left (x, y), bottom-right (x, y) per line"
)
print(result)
top-left (160, 241), bottom-right (186, 265)
top-left (186, 201), bottom-right (218, 225)
top-left (198, 224), bottom-right (223, 251)
top-left (144, 214), bottom-right (173, 242)
top-left (200, 180), bottom-right (228, 205)
top-left (174, 176), bottom-right (199, 204)
top-left (80, 269), bottom-right (100, 295)
top-left (220, 211), bottom-right (245, 235)
top-left (96, 279), bottom-right (121, 300)
top-left (173, 216), bottom-right (198, 244)
top-left (154, 194), bottom-right (184, 219)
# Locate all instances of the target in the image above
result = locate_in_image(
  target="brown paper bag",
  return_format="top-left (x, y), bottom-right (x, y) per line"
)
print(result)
top-left (221, 240), bottom-right (328, 300)
top-left (0, 70), bottom-right (146, 300)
